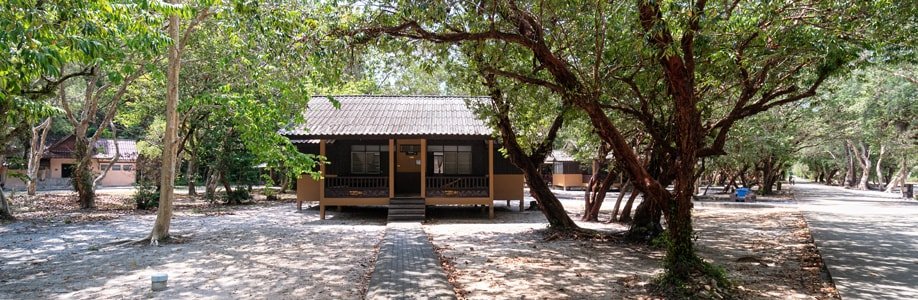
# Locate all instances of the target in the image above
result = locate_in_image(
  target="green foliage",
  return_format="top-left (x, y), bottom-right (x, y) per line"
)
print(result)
top-left (223, 187), bottom-right (250, 204)
top-left (132, 180), bottom-right (160, 210)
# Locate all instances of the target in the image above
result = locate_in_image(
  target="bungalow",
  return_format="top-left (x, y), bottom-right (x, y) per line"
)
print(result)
top-left (1, 136), bottom-right (139, 190)
top-left (281, 95), bottom-right (525, 220)
top-left (544, 150), bottom-right (589, 190)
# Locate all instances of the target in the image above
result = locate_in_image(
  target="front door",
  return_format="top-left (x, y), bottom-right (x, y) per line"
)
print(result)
top-left (394, 139), bottom-right (422, 196)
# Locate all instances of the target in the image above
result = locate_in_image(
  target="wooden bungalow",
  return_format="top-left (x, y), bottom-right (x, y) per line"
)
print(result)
top-left (281, 95), bottom-right (525, 220)
top-left (544, 150), bottom-right (589, 190)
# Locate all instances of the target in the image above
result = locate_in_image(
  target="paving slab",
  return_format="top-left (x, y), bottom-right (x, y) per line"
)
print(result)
top-left (366, 222), bottom-right (456, 300)
top-left (794, 183), bottom-right (918, 299)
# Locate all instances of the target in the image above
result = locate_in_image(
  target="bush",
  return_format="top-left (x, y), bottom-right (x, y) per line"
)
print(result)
top-left (224, 187), bottom-right (250, 204)
top-left (133, 181), bottom-right (159, 210)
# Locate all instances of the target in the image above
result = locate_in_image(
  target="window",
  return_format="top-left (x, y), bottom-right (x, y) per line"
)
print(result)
top-left (101, 165), bottom-right (110, 171)
top-left (351, 145), bottom-right (386, 174)
top-left (430, 145), bottom-right (472, 174)
top-left (122, 165), bottom-right (133, 171)
top-left (554, 162), bottom-right (564, 174)
top-left (61, 164), bottom-right (75, 178)
top-left (112, 165), bottom-right (122, 171)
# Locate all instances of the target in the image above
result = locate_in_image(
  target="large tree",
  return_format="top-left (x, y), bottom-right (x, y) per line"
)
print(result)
top-left (339, 0), bottom-right (900, 291)
top-left (149, 1), bottom-right (339, 242)
top-left (1, 0), bottom-right (166, 215)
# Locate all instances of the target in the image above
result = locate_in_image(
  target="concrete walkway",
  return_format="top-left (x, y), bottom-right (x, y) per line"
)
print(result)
top-left (794, 183), bottom-right (918, 299)
top-left (366, 222), bottom-right (456, 300)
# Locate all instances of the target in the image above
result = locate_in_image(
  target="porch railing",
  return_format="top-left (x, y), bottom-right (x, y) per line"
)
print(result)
top-left (426, 176), bottom-right (489, 197)
top-left (325, 176), bottom-right (389, 198)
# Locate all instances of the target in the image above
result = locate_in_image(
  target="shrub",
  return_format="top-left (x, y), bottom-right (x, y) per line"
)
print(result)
top-left (224, 187), bottom-right (250, 204)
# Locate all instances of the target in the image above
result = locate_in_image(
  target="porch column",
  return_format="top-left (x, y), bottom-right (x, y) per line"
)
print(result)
top-left (488, 139), bottom-right (495, 219)
top-left (319, 140), bottom-right (326, 220)
top-left (389, 139), bottom-right (395, 198)
top-left (420, 139), bottom-right (427, 198)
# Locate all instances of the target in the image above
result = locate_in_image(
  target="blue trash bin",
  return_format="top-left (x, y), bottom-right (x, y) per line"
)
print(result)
top-left (735, 188), bottom-right (749, 202)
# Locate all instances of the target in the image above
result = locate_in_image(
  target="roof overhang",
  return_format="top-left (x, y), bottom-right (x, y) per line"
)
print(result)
top-left (284, 134), bottom-right (492, 140)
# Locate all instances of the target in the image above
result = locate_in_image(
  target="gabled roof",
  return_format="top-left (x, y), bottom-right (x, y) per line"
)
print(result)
top-left (545, 150), bottom-right (575, 163)
top-left (280, 95), bottom-right (493, 138)
top-left (44, 135), bottom-right (139, 161)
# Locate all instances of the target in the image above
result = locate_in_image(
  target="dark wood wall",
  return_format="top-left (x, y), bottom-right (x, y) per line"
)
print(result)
top-left (294, 138), bottom-right (523, 177)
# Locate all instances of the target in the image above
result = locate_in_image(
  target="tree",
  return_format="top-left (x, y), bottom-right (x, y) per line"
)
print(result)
top-left (25, 117), bottom-right (52, 195)
top-left (339, 0), bottom-right (897, 291)
top-left (149, 1), bottom-right (337, 242)
top-left (1, 0), bottom-right (165, 217)
top-left (150, 0), bottom-right (186, 244)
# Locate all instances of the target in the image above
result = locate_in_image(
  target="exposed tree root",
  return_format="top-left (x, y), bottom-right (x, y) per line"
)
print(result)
top-left (649, 258), bottom-right (735, 299)
top-left (99, 234), bottom-right (189, 249)
top-left (539, 227), bottom-right (625, 242)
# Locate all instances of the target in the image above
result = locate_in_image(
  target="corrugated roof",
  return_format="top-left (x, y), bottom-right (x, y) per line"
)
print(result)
top-left (44, 136), bottom-right (138, 161)
top-left (280, 95), bottom-right (492, 137)
top-left (94, 139), bottom-right (139, 161)
top-left (545, 150), bottom-right (575, 163)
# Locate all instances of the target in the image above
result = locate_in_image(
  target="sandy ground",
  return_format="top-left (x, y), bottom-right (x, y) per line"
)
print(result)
top-left (425, 193), bottom-right (838, 299)
top-left (0, 195), bottom-right (386, 299)
top-left (2, 188), bottom-right (836, 299)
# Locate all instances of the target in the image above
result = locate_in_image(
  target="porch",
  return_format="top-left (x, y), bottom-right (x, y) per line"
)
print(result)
top-left (295, 138), bottom-right (524, 220)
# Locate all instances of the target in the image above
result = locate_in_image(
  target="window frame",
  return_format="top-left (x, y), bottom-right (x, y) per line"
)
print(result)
top-left (429, 145), bottom-right (473, 175)
top-left (350, 145), bottom-right (386, 175)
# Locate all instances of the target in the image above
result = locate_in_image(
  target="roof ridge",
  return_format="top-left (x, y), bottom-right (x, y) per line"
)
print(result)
top-left (310, 94), bottom-right (490, 99)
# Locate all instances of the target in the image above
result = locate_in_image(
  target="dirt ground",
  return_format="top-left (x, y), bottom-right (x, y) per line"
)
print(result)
top-left (1, 189), bottom-right (837, 299)
top-left (1, 191), bottom-right (386, 299)
top-left (425, 195), bottom-right (838, 299)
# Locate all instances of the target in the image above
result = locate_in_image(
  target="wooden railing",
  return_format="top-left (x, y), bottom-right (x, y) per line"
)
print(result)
top-left (325, 176), bottom-right (388, 198)
top-left (426, 176), bottom-right (489, 197)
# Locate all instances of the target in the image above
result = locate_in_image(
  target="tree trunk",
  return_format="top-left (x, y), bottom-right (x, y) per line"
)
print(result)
top-left (0, 155), bottom-right (13, 220)
top-left (72, 135), bottom-right (96, 209)
top-left (150, 6), bottom-right (181, 243)
top-left (279, 172), bottom-right (290, 193)
top-left (205, 169), bottom-right (220, 200)
top-left (609, 180), bottom-right (631, 222)
top-left (760, 158), bottom-right (783, 195)
top-left (885, 160), bottom-right (908, 193)
top-left (27, 117), bottom-right (52, 195)
top-left (848, 140), bottom-right (871, 190)
top-left (875, 144), bottom-right (885, 188)
top-left (583, 145), bottom-right (614, 222)
top-left (844, 143), bottom-right (856, 188)
top-left (738, 166), bottom-right (749, 187)
top-left (584, 168), bottom-right (616, 221)
top-left (482, 74), bottom-right (578, 230)
top-left (618, 189), bottom-right (640, 223)
top-left (582, 158), bottom-right (601, 220)
top-left (186, 149), bottom-right (197, 196)
top-left (826, 168), bottom-right (839, 186)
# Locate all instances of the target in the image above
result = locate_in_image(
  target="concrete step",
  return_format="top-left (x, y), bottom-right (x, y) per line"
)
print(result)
top-left (388, 214), bottom-right (425, 221)
top-left (389, 204), bottom-right (426, 209)
top-left (388, 197), bottom-right (426, 222)
top-left (389, 208), bottom-right (426, 215)
top-left (389, 198), bottom-right (425, 205)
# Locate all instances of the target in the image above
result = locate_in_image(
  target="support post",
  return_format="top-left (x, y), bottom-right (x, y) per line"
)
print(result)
top-left (489, 139), bottom-right (495, 219)
top-left (319, 140), bottom-right (326, 220)
top-left (420, 139), bottom-right (427, 198)
top-left (389, 139), bottom-right (395, 199)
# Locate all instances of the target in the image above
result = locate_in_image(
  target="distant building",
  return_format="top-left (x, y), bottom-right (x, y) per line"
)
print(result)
top-left (0, 135), bottom-right (138, 190)
top-left (543, 150), bottom-right (589, 190)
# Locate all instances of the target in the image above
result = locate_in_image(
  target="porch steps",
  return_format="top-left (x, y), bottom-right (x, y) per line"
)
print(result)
top-left (388, 197), bottom-right (426, 222)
